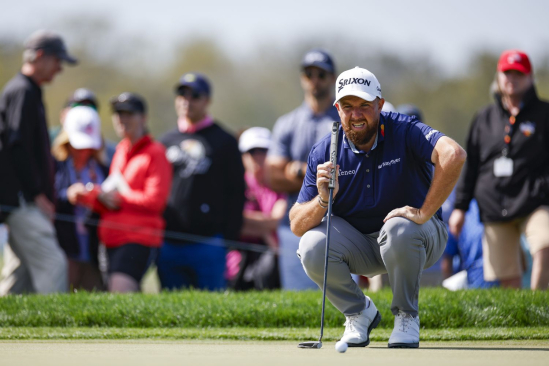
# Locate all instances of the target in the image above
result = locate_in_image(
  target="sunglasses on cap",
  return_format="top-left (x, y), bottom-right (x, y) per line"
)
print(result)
top-left (177, 88), bottom-right (203, 100)
top-left (303, 68), bottom-right (327, 80)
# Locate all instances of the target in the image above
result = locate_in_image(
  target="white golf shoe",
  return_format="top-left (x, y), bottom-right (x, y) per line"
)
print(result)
top-left (388, 310), bottom-right (420, 348)
top-left (340, 296), bottom-right (381, 347)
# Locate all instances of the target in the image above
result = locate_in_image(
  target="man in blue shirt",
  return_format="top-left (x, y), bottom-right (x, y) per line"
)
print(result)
top-left (266, 49), bottom-right (339, 290)
top-left (290, 67), bottom-right (466, 348)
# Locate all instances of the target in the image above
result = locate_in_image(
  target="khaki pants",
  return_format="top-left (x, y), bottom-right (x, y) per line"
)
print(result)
top-left (0, 204), bottom-right (68, 295)
top-left (483, 206), bottom-right (549, 281)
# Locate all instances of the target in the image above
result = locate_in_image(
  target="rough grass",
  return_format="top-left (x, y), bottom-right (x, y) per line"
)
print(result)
top-left (0, 288), bottom-right (548, 329)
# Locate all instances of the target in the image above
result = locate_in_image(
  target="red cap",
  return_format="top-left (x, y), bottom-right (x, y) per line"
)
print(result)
top-left (497, 50), bottom-right (532, 74)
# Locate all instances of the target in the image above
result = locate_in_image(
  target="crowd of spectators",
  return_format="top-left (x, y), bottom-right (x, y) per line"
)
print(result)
top-left (0, 30), bottom-right (547, 295)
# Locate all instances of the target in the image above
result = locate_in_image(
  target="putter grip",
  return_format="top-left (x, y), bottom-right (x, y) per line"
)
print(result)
top-left (329, 121), bottom-right (339, 189)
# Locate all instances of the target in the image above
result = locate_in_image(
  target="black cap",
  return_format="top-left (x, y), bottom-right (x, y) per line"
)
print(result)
top-left (301, 49), bottom-right (335, 74)
top-left (67, 88), bottom-right (98, 110)
top-left (175, 73), bottom-right (211, 97)
top-left (24, 30), bottom-right (78, 65)
top-left (110, 92), bottom-right (147, 114)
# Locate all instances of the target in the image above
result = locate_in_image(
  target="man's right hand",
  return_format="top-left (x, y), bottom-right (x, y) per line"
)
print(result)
top-left (449, 209), bottom-right (466, 238)
top-left (316, 161), bottom-right (339, 201)
top-left (34, 193), bottom-right (55, 222)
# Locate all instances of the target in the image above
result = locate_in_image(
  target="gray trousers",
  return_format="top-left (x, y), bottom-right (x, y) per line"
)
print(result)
top-left (0, 204), bottom-right (68, 295)
top-left (298, 215), bottom-right (447, 317)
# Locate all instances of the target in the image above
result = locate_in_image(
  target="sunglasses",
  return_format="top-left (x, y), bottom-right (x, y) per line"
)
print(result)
top-left (177, 88), bottom-right (203, 100)
top-left (304, 69), bottom-right (327, 80)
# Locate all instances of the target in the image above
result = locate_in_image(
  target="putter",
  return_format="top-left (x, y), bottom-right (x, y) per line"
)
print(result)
top-left (298, 121), bottom-right (339, 349)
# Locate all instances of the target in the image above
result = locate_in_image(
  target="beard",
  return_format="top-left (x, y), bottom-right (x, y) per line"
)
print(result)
top-left (342, 118), bottom-right (378, 147)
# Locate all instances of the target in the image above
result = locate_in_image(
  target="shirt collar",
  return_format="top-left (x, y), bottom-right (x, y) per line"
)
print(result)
top-left (343, 116), bottom-right (385, 154)
top-left (178, 115), bottom-right (214, 134)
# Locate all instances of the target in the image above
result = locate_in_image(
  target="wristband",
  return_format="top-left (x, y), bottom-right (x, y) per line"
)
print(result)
top-left (318, 195), bottom-right (328, 209)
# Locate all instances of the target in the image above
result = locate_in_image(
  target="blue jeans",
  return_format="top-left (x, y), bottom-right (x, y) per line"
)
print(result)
top-left (157, 237), bottom-right (226, 291)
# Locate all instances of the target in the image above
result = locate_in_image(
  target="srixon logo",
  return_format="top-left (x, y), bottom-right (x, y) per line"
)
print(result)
top-left (338, 78), bottom-right (371, 92)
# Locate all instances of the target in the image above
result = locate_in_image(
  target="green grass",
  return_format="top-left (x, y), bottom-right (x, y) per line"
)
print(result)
top-left (1, 327), bottom-right (548, 341)
top-left (1, 288), bottom-right (548, 329)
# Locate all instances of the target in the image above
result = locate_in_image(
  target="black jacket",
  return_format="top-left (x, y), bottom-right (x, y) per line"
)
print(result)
top-left (53, 159), bottom-right (109, 264)
top-left (160, 123), bottom-right (245, 243)
top-left (455, 86), bottom-right (549, 222)
top-left (0, 73), bottom-right (55, 222)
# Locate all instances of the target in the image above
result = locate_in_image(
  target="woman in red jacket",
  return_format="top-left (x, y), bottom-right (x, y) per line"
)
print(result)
top-left (71, 93), bottom-right (172, 292)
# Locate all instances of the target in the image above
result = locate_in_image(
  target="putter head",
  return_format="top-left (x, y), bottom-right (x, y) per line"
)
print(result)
top-left (298, 341), bottom-right (322, 349)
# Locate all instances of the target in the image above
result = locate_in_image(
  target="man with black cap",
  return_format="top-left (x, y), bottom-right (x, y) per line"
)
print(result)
top-left (157, 73), bottom-right (245, 291)
top-left (265, 49), bottom-right (339, 290)
top-left (0, 30), bottom-right (78, 295)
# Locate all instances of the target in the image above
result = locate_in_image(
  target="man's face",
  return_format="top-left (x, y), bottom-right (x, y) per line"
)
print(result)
top-left (497, 70), bottom-right (533, 98)
top-left (300, 66), bottom-right (335, 99)
top-left (336, 95), bottom-right (384, 147)
top-left (37, 53), bottom-right (62, 83)
top-left (175, 87), bottom-right (210, 123)
top-left (112, 110), bottom-right (146, 140)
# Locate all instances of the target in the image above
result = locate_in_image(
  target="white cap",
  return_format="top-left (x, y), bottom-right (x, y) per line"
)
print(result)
top-left (63, 106), bottom-right (102, 150)
top-left (382, 101), bottom-right (396, 113)
top-left (239, 127), bottom-right (271, 153)
top-left (334, 66), bottom-right (382, 105)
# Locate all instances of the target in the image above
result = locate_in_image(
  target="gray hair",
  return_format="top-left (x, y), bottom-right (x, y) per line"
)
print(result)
top-left (22, 48), bottom-right (38, 63)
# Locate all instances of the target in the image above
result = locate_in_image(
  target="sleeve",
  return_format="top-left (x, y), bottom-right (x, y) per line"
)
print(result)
top-left (454, 115), bottom-right (481, 211)
top-left (406, 120), bottom-right (445, 163)
top-left (5, 90), bottom-right (43, 199)
top-left (118, 147), bottom-right (173, 214)
top-left (296, 146), bottom-right (320, 204)
top-left (267, 116), bottom-right (292, 160)
top-left (222, 138), bottom-right (246, 240)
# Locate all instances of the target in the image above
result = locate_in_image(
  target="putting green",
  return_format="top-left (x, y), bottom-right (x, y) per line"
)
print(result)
top-left (1, 340), bottom-right (548, 366)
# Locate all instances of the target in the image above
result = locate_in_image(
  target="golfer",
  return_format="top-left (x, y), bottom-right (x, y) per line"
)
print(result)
top-left (290, 67), bottom-right (466, 348)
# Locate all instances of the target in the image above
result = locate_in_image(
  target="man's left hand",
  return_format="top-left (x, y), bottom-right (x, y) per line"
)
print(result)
top-left (383, 206), bottom-right (430, 225)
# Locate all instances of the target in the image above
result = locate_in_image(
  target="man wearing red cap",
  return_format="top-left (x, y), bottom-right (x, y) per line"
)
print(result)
top-left (450, 50), bottom-right (549, 290)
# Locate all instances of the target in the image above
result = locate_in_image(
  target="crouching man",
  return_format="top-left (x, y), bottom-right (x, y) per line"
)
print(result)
top-left (289, 67), bottom-right (466, 348)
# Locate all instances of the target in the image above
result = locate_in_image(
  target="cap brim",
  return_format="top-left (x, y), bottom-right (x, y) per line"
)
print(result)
top-left (334, 90), bottom-right (377, 105)
top-left (302, 62), bottom-right (334, 74)
top-left (498, 64), bottom-right (530, 74)
top-left (58, 52), bottom-right (78, 65)
top-left (112, 102), bottom-right (141, 113)
top-left (67, 132), bottom-right (101, 150)
top-left (239, 139), bottom-right (271, 153)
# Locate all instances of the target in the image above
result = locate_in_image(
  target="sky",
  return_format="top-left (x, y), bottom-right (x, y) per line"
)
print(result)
top-left (1, 0), bottom-right (548, 76)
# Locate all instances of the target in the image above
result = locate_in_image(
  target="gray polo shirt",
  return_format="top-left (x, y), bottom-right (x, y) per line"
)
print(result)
top-left (268, 102), bottom-right (340, 226)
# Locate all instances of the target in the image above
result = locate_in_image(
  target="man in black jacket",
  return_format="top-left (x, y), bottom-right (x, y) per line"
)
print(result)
top-left (0, 30), bottom-right (78, 294)
top-left (157, 72), bottom-right (245, 291)
top-left (450, 50), bottom-right (549, 290)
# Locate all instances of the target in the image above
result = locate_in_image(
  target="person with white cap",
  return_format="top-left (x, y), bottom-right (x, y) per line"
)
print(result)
top-left (290, 67), bottom-right (466, 348)
top-left (265, 49), bottom-right (339, 290)
top-left (226, 127), bottom-right (287, 290)
top-left (51, 106), bottom-right (108, 291)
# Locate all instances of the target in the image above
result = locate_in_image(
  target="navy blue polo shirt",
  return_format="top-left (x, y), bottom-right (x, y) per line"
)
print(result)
top-left (296, 112), bottom-right (445, 234)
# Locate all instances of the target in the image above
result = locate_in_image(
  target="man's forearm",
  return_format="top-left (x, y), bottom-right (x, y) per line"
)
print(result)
top-left (265, 160), bottom-right (306, 193)
top-left (421, 143), bottom-right (466, 219)
top-left (289, 196), bottom-right (327, 237)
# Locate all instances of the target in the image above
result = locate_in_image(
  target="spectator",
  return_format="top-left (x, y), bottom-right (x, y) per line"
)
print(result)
top-left (50, 88), bottom-right (116, 165)
top-left (0, 30), bottom-right (78, 295)
top-left (265, 49), bottom-right (339, 290)
top-left (450, 50), bottom-right (549, 290)
top-left (51, 106), bottom-right (108, 292)
top-left (75, 93), bottom-right (172, 292)
top-left (227, 127), bottom-right (287, 291)
top-left (441, 191), bottom-right (499, 290)
top-left (158, 73), bottom-right (245, 291)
